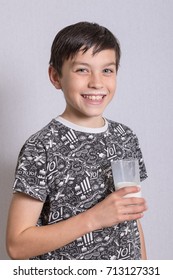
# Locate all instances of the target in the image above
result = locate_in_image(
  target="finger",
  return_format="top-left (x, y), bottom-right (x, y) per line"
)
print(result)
top-left (121, 204), bottom-right (147, 215)
top-left (115, 186), bottom-right (141, 197)
top-left (120, 212), bottom-right (144, 222)
top-left (122, 197), bottom-right (146, 206)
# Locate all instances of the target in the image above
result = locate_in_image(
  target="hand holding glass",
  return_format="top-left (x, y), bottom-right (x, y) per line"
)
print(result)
top-left (111, 159), bottom-right (141, 198)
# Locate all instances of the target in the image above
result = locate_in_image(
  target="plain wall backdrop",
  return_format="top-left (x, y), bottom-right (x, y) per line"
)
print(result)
top-left (0, 0), bottom-right (173, 259)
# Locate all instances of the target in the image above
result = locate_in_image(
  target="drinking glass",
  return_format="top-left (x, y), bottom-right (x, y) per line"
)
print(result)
top-left (111, 159), bottom-right (141, 197)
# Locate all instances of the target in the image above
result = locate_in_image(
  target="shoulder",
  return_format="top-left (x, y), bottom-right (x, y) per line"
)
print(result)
top-left (20, 119), bottom-right (59, 153)
top-left (106, 118), bottom-right (135, 136)
top-left (26, 119), bottom-right (58, 143)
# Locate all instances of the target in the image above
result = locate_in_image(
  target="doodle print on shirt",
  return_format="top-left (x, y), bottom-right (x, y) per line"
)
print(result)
top-left (13, 117), bottom-right (147, 260)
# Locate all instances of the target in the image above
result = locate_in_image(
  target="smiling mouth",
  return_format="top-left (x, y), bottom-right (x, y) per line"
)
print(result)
top-left (81, 94), bottom-right (106, 101)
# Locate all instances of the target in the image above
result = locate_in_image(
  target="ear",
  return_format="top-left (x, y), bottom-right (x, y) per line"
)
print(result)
top-left (48, 66), bottom-right (62, 89)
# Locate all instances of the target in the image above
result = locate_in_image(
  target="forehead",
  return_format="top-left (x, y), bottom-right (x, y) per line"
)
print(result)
top-left (70, 47), bottom-right (116, 65)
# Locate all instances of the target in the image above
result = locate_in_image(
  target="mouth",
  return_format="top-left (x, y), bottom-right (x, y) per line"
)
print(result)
top-left (81, 93), bottom-right (107, 101)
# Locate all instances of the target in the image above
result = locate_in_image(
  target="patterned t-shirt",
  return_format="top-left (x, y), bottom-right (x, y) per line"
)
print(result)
top-left (13, 117), bottom-right (147, 260)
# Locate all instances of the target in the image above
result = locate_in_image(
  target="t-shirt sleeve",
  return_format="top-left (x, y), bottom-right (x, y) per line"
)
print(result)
top-left (132, 133), bottom-right (148, 182)
top-left (13, 137), bottom-right (49, 202)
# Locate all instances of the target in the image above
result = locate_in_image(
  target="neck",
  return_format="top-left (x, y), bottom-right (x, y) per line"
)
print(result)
top-left (60, 112), bottom-right (105, 128)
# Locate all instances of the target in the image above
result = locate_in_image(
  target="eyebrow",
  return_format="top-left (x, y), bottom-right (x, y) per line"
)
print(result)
top-left (72, 61), bottom-right (116, 67)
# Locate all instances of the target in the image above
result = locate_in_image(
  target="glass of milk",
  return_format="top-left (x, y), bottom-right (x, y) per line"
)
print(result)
top-left (111, 159), bottom-right (141, 198)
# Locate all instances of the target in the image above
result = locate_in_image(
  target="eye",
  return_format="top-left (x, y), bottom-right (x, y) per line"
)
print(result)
top-left (76, 68), bottom-right (88, 73)
top-left (103, 68), bottom-right (114, 74)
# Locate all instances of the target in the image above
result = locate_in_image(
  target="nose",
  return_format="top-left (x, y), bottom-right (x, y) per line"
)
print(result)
top-left (88, 72), bottom-right (103, 89)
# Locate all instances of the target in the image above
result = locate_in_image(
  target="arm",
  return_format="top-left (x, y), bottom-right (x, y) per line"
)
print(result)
top-left (6, 193), bottom-right (93, 259)
top-left (6, 187), bottom-right (147, 259)
top-left (137, 220), bottom-right (147, 260)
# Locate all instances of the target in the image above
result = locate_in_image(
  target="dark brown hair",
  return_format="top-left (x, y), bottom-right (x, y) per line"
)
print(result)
top-left (49, 21), bottom-right (121, 76)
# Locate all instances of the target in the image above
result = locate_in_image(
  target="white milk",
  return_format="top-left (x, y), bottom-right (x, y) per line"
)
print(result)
top-left (115, 182), bottom-right (141, 198)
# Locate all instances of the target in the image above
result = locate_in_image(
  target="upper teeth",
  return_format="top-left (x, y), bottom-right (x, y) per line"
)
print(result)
top-left (83, 95), bottom-right (104, 100)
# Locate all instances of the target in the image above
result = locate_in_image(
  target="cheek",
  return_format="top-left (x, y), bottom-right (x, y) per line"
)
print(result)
top-left (60, 79), bottom-right (74, 94)
top-left (113, 82), bottom-right (117, 92)
top-left (109, 79), bottom-right (117, 93)
top-left (64, 76), bottom-right (84, 92)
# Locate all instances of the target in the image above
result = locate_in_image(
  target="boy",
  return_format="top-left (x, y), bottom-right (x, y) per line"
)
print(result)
top-left (6, 22), bottom-right (148, 260)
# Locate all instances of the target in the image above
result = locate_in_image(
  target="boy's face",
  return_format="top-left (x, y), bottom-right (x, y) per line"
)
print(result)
top-left (51, 47), bottom-right (117, 127)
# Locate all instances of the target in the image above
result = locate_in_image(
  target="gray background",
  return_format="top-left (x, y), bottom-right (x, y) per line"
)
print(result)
top-left (0, 0), bottom-right (173, 260)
